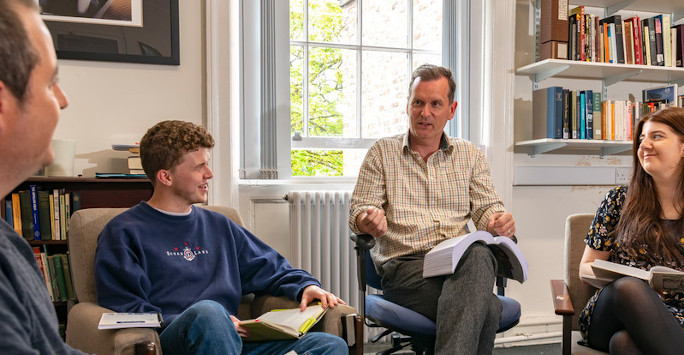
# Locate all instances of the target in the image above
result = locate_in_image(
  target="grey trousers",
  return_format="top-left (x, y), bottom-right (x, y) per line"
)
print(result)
top-left (380, 243), bottom-right (502, 355)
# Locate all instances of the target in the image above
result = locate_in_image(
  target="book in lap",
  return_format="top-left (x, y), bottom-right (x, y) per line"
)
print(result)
top-left (240, 304), bottom-right (328, 342)
top-left (422, 230), bottom-right (529, 283)
top-left (590, 259), bottom-right (684, 292)
top-left (98, 313), bottom-right (163, 329)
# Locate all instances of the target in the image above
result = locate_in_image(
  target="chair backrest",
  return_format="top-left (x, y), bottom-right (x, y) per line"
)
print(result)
top-left (68, 206), bottom-right (245, 303)
top-left (364, 249), bottom-right (383, 290)
top-left (564, 213), bottom-right (597, 331)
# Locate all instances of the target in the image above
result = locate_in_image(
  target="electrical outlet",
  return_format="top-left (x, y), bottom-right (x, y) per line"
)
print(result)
top-left (615, 167), bottom-right (631, 185)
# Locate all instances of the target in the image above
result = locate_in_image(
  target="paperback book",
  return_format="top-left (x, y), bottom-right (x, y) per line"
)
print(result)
top-left (422, 230), bottom-right (529, 283)
top-left (590, 259), bottom-right (684, 292)
top-left (240, 304), bottom-right (327, 342)
top-left (98, 313), bottom-right (163, 330)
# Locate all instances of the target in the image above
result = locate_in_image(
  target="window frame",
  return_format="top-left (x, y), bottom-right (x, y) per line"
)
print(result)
top-left (239, 0), bottom-right (478, 180)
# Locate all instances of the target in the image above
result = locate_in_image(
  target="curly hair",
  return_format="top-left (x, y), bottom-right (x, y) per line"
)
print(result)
top-left (140, 120), bottom-right (215, 184)
top-left (616, 107), bottom-right (684, 267)
top-left (0, 0), bottom-right (40, 104)
top-left (409, 64), bottom-right (456, 103)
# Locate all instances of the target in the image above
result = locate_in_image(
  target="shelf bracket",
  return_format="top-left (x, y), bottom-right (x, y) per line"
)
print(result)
top-left (604, 70), bottom-right (642, 86)
top-left (600, 145), bottom-right (631, 158)
top-left (531, 142), bottom-right (567, 157)
top-left (534, 65), bottom-right (570, 83)
top-left (606, 0), bottom-right (636, 17)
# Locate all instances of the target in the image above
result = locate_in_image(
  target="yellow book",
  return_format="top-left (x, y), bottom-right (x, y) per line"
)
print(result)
top-left (11, 193), bottom-right (22, 235)
top-left (240, 304), bottom-right (328, 342)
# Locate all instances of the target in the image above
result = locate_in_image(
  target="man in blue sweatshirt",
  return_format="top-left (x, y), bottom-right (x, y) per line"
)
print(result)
top-left (95, 120), bottom-right (348, 355)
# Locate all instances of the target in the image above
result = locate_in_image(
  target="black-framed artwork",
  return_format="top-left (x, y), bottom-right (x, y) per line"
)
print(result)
top-left (40, 0), bottom-right (180, 65)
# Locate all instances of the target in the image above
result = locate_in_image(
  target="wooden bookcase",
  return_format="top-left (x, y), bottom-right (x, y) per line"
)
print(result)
top-left (0, 177), bottom-right (153, 337)
top-left (515, 0), bottom-right (684, 156)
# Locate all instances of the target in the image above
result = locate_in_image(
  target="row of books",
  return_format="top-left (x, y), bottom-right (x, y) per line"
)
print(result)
top-left (33, 248), bottom-right (75, 302)
top-left (568, 6), bottom-right (683, 67)
top-left (532, 85), bottom-right (682, 141)
top-left (3, 186), bottom-right (80, 241)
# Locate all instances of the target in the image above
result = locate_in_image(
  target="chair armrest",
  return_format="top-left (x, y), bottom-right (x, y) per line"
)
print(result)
top-left (66, 302), bottom-right (161, 355)
top-left (350, 233), bottom-right (375, 250)
top-left (550, 279), bottom-right (575, 316)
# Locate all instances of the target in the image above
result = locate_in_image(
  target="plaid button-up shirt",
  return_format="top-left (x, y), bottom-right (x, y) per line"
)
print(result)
top-left (349, 132), bottom-right (505, 266)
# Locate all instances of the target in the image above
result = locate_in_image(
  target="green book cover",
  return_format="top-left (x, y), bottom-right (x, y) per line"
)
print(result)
top-left (46, 255), bottom-right (61, 301)
top-left (52, 254), bottom-right (68, 302)
top-left (18, 190), bottom-right (34, 240)
top-left (593, 92), bottom-right (602, 140)
top-left (37, 190), bottom-right (52, 240)
top-left (60, 253), bottom-right (75, 300)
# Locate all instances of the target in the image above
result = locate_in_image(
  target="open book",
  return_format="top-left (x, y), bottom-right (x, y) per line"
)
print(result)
top-left (590, 259), bottom-right (684, 292)
top-left (98, 313), bottom-right (163, 329)
top-left (240, 304), bottom-right (328, 342)
top-left (423, 230), bottom-right (529, 283)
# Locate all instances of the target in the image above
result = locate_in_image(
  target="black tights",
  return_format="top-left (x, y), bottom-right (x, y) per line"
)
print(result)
top-left (587, 277), bottom-right (684, 354)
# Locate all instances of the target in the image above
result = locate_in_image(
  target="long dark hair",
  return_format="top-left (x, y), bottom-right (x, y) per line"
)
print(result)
top-left (616, 107), bottom-right (684, 266)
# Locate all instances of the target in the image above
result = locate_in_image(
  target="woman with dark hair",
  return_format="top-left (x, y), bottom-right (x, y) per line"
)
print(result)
top-left (578, 106), bottom-right (684, 354)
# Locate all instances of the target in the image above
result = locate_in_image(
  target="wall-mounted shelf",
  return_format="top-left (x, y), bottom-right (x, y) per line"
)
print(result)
top-left (515, 139), bottom-right (632, 157)
top-left (517, 59), bottom-right (684, 85)
top-left (569, 0), bottom-right (684, 19)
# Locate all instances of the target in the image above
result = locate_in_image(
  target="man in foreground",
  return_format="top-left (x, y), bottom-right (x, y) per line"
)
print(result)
top-left (0, 0), bottom-right (80, 353)
top-left (95, 120), bottom-right (348, 355)
top-left (350, 64), bottom-right (516, 354)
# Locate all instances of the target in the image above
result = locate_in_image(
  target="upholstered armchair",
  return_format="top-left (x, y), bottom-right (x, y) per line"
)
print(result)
top-left (66, 206), bottom-right (361, 355)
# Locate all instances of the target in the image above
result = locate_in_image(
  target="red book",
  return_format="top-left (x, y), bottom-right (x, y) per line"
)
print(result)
top-left (629, 16), bottom-right (643, 65)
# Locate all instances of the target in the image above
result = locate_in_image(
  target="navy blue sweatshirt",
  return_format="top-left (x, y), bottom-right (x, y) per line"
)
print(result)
top-left (95, 203), bottom-right (320, 325)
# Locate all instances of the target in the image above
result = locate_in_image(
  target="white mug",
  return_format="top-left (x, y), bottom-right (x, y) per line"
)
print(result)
top-left (47, 139), bottom-right (76, 177)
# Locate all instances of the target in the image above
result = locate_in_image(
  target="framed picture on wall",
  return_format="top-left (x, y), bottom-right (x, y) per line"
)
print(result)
top-left (40, 0), bottom-right (180, 65)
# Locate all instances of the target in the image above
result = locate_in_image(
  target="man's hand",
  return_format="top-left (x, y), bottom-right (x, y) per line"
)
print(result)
top-left (356, 207), bottom-right (388, 238)
top-left (300, 285), bottom-right (346, 311)
top-left (231, 315), bottom-right (249, 337)
top-left (487, 212), bottom-right (516, 239)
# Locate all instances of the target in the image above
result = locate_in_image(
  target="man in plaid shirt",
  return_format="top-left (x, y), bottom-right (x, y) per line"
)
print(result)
top-left (349, 64), bottom-right (516, 355)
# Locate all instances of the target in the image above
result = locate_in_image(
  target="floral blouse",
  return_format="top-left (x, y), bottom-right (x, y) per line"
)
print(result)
top-left (578, 186), bottom-right (684, 340)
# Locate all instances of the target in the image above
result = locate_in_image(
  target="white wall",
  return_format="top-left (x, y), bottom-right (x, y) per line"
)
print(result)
top-left (52, 1), bottom-right (205, 177)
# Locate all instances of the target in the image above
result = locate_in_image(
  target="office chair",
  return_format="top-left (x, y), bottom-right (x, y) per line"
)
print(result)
top-left (352, 234), bottom-right (521, 355)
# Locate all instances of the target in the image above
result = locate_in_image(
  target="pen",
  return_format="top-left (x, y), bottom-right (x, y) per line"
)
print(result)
top-left (116, 321), bottom-right (146, 324)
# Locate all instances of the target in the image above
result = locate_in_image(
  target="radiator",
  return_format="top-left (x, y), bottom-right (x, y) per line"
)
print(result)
top-left (287, 190), bottom-right (382, 342)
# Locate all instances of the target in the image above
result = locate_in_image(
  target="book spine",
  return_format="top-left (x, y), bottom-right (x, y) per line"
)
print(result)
top-left (654, 16), bottom-right (664, 66)
top-left (47, 255), bottom-right (61, 301)
top-left (52, 189), bottom-right (60, 241)
top-left (71, 191), bottom-right (81, 213)
top-left (59, 192), bottom-right (66, 241)
top-left (572, 91), bottom-right (578, 139)
top-left (52, 254), bottom-right (67, 302)
top-left (64, 192), bottom-right (70, 236)
top-left (677, 25), bottom-right (684, 67)
top-left (61, 253), bottom-right (75, 300)
top-left (593, 92), bottom-right (602, 140)
top-left (29, 185), bottom-right (40, 240)
top-left (632, 17), bottom-right (643, 65)
top-left (580, 91), bottom-right (586, 139)
top-left (562, 89), bottom-right (570, 139)
top-left (5, 199), bottom-right (12, 225)
top-left (613, 16), bottom-right (625, 64)
top-left (19, 190), bottom-right (33, 240)
top-left (554, 87), bottom-right (563, 139)
top-left (585, 90), bottom-right (593, 139)
top-left (37, 190), bottom-right (52, 241)
top-left (648, 18), bottom-right (657, 66)
top-left (11, 193), bottom-right (22, 235)
top-left (41, 252), bottom-right (53, 301)
top-left (662, 14), bottom-right (671, 67)
top-left (48, 193), bottom-right (55, 239)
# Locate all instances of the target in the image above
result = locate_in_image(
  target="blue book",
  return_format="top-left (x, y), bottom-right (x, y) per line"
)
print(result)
top-left (4, 199), bottom-right (12, 225)
top-left (580, 91), bottom-right (586, 139)
top-left (532, 86), bottom-right (564, 139)
top-left (585, 90), bottom-right (593, 139)
top-left (29, 185), bottom-right (40, 240)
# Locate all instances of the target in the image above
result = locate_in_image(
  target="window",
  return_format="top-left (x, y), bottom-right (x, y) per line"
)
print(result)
top-left (239, 0), bottom-right (467, 179)
top-left (290, 0), bottom-right (443, 177)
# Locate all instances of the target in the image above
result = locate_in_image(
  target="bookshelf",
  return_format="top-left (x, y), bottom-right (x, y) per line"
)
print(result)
top-left (516, 0), bottom-right (684, 157)
top-left (1, 177), bottom-right (153, 338)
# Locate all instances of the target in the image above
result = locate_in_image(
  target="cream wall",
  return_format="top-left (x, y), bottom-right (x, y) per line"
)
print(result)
top-left (51, 1), bottom-right (205, 177)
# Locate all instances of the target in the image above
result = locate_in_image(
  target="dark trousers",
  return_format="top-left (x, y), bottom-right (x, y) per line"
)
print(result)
top-left (380, 243), bottom-right (502, 355)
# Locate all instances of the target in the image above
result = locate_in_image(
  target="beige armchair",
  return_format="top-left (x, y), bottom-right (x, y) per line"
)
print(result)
top-left (66, 206), bottom-right (361, 355)
top-left (550, 213), bottom-right (606, 355)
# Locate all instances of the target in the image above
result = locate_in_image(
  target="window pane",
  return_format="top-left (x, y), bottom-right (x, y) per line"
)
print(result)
top-left (362, 0), bottom-right (408, 48)
top-left (307, 46), bottom-right (357, 137)
top-left (291, 150), bottom-right (343, 177)
top-left (290, 45), bottom-right (304, 135)
top-left (413, 0), bottom-right (442, 51)
top-left (361, 51), bottom-right (409, 138)
top-left (308, 0), bottom-right (357, 44)
top-left (290, 0), bottom-right (304, 41)
top-left (413, 53), bottom-right (442, 70)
